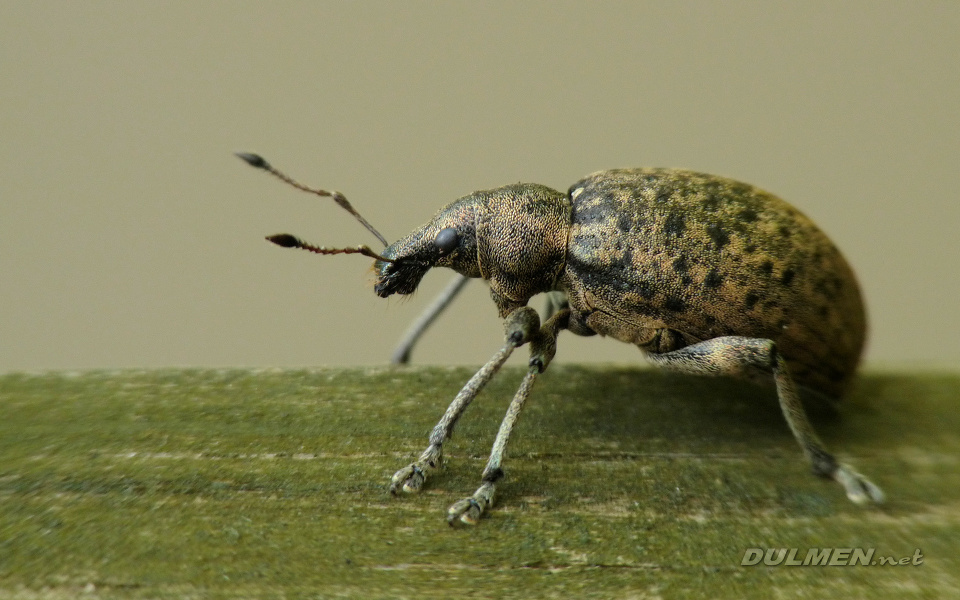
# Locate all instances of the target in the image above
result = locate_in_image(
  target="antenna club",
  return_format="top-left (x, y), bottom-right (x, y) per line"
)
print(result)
top-left (265, 233), bottom-right (396, 263)
top-left (235, 152), bottom-right (270, 169)
top-left (266, 233), bottom-right (300, 248)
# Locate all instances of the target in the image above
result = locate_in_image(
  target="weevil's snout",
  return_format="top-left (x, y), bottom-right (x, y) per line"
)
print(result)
top-left (373, 203), bottom-right (480, 297)
top-left (373, 248), bottom-right (430, 297)
top-left (373, 228), bottom-right (458, 297)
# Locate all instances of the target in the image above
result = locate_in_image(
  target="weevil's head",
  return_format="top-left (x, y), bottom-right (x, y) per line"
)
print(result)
top-left (374, 196), bottom-right (481, 297)
top-left (375, 184), bottom-right (571, 314)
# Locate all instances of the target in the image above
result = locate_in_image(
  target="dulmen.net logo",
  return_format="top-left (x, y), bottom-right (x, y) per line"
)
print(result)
top-left (741, 548), bottom-right (924, 567)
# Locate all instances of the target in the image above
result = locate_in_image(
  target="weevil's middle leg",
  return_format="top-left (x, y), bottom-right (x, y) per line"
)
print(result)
top-left (447, 308), bottom-right (570, 526)
top-left (646, 336), bottom-right (883, 505)
top-left (541, 291), bottom-right (568, 321)
top-left (390, 305), bottom-right (540, 495)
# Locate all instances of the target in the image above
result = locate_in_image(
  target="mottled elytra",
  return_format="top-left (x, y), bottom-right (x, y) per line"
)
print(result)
top-left (238, 153), bottom-right (884, 526)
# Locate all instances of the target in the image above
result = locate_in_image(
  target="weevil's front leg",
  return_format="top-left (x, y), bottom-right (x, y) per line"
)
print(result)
top-left (391, 274), bottom-right (470, 364)
top-left (646, 336), bottom-right (883, 504)
top-left (447, 308), bottom-right (570, 525)
top-left (390, 306), bottom-right (541, 495)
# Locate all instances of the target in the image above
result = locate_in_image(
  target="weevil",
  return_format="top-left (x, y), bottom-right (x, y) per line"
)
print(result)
top-left (237, 153), bottom-right (884, 525)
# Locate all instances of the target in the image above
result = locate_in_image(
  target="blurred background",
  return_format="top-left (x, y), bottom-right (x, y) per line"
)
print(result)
top-left (2, 1), bottom-right (958, 372)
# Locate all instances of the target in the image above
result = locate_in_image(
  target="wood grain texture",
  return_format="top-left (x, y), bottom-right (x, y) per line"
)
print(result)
top-left (1, 366), bottom-right (957, 598)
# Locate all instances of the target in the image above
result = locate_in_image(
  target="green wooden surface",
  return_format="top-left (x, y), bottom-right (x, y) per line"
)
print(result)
top-left (1, 366), bottom-right (958, 599)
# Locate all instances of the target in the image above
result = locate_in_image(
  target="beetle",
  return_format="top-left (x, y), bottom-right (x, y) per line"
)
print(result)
top-left (237, 153), bottom-right (884, 525)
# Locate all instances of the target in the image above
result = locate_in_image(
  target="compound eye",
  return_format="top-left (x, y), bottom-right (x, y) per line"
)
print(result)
top-left (434, 227), bottom-right (459, 255)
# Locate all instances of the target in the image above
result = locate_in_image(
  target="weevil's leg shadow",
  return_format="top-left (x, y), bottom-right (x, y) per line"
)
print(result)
top-left (644, 336), bottom-right (884, 505)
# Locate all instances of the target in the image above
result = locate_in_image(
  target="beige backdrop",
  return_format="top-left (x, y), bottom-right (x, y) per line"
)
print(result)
top-left (2, 1), bottom-right (958, 372)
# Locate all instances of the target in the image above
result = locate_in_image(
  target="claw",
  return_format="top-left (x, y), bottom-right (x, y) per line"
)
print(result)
top-left (389, 464), bottom-right (425, 495)
top-left (447, 498), bottom-right (483, 526)
top-left (833, 463), bottom-right (885, 505)
top-left (389, 445), bottom-right (443, 495)
top-left (446, 481), bottom-right (496, 526)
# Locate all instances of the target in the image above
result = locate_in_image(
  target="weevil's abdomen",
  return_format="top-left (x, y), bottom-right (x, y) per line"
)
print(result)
top-left (560, 169), bottom-right (866, 398)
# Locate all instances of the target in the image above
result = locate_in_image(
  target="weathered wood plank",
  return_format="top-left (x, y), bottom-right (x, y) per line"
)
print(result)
top-left (1, 366), bottom-right (957, 598)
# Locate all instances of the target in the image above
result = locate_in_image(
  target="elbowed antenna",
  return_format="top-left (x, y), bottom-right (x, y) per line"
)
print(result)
top-left (235, 152), bottom-right (389, 248)
top-left (266, 234), bottom-right (396, 263)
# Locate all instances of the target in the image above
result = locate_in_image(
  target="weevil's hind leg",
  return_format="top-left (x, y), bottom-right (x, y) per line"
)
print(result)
top-left (646, 336), bottom-right (884, 505)
top-left (770, 352), bottom-right (884, 504)
top-left (391, 274), bottom-right (470, 364)
top-left (447, 308), bottom-right (570, 526)
top-left (390, 306), bottom-right (540, 495)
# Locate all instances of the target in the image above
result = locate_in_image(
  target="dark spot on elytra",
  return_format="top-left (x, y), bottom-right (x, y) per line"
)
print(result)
top-left (738, 208), bottom-right (758, 223)
top-left (569, 265), bottom-right (603, 291)
top-left (617, 213), bottom-right (633, 233)
top-left (572, 233), bottom-right (603, 251)
top-left (730, 182), bottom-right (754, 198)
top-left (728, 220), bottom-right (748, 236)
top-left (701, 194), bottom-right (721, 211)
top-left (663, 212), bottom-right (686, 237)
top-left (706, 223), bottom-right (730, 249)
top-left (664, 295), bottom-right (686, 312)
top-left (780, 268), bottom-right (796, 286)
top-left (572, 202), bottom-right (606, 225)
top-left (670, 256), bottom-right (693, 285)
top-left (744, 292), bottom-right (760, 309)
top-left (700, 180), bottom-right (724, 204)
top-left (611, 248), bottom-right (634, 272)
top-left (635, 279), bottom-right (656, 300)
top-left (814, 278), bottom-right (838, 300)
top-left (778, 225), bottom-right (792, 238)
top-left (759, 260), bottom-right (774, 275)
top-left (704, 268), bottom-right (723, 289)
top-left (672, 256), bottom-right (689, 274)
top-left (744, 243), bottom-right (757, 253)
top-left (656, 189), bottom-right (673, 204)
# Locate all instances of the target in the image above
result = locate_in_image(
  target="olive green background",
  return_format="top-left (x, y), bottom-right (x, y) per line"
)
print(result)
top-left (2, 1), bottom-right (959, 372)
